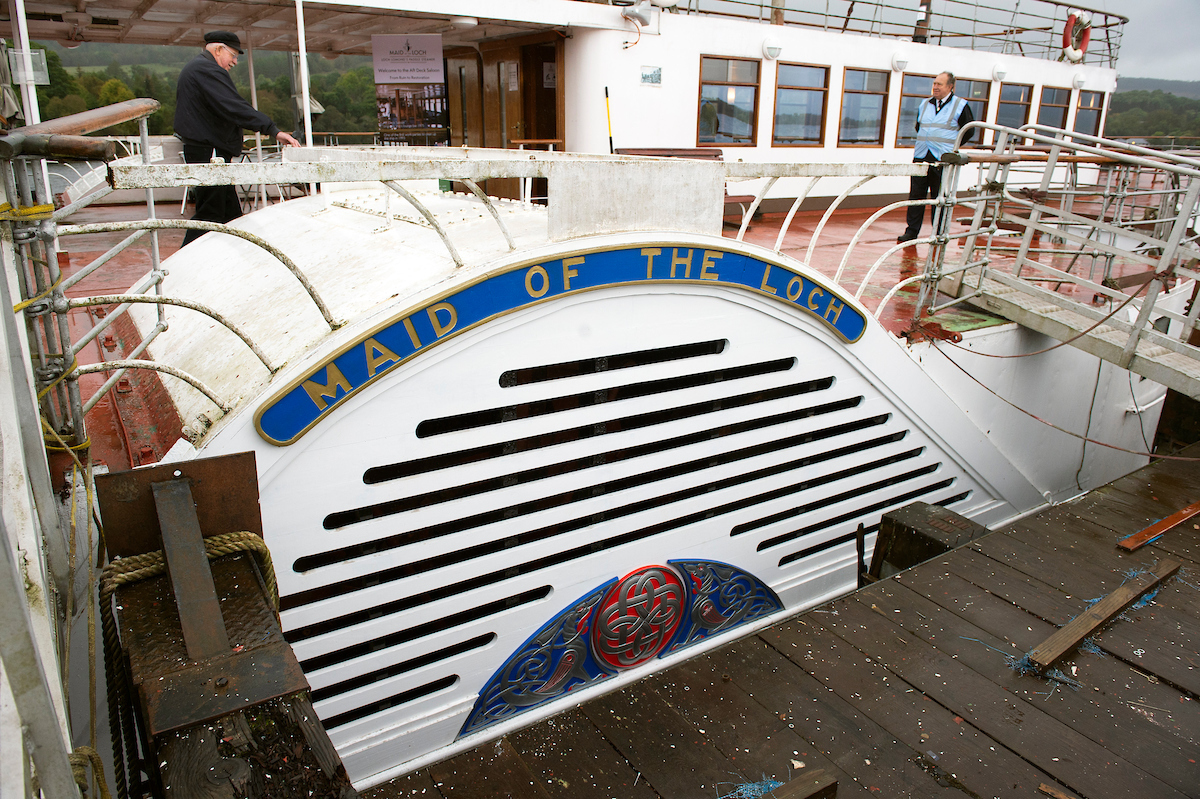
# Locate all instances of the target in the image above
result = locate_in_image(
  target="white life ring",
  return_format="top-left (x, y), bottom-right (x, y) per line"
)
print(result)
top-left (1062, 11), bottom-right (1092, 64)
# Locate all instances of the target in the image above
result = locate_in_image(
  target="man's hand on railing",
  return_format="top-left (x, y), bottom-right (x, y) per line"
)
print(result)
top-left (276, 131), bottom-right (301, 147)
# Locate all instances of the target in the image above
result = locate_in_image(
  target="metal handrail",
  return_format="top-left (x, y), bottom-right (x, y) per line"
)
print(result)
top-left (675, 0), bottom-right (1126, 65)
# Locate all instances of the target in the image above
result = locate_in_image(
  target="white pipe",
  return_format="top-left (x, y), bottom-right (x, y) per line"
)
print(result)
top-left (9, 0), bottom-right (40, 124)
top-left (246, 31), bottom-right (269, 208)
top-left (295, 0), bottom-right (314, 149)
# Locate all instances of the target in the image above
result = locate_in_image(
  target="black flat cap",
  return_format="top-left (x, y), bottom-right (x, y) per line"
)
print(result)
top-left (204, 30), bottom-right (243, 54)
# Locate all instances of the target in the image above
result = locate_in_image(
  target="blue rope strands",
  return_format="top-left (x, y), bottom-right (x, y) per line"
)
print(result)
top-left (718, 777), bottom-right (786, 799)
top-left (459, 561), bottom-right (782, 738)
top-left (1078, 637), bottom-right (1106, 657)
top-left (254, 245), bottom-right (868, 445)
top-left (958, 637), bottom-right (1080, 687)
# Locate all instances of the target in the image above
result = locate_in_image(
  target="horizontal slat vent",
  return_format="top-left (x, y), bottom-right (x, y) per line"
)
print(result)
top-left (498, 339), bottom-right (727, 387)
top-left (323, 675), bottom-right (458, 730)
top-left (288, 410), bottom-right (889, 612)
top-left (312, 634), bottom-right (494, 704)
top-left (415, 357), bottom-right (796, 437)
top-left (774, 490), bottom-right (973, 567)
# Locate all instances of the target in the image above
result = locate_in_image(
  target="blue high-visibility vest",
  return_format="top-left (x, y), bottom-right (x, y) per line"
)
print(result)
top-left (914, 95), bottom-right (967, 160)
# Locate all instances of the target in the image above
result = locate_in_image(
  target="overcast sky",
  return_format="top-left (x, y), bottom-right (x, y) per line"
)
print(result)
top-left (1098, 0), bottom-right (1200, 79)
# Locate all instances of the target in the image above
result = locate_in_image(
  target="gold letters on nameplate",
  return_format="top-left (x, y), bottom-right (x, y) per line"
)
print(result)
top-left (256, 245), bottom-right (866, 445)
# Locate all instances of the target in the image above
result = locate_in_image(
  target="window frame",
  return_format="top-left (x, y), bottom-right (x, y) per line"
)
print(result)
top-left (996, 82), bottom-right (1034, 130)
top-left (1037, 86), bottom-right (1073, 130)
top-left (1073, 90), bottom-right (1105, 137)
top-left (955, 78), bottom-right (991, 141)
top-left (771, 62), bottom-right (830, 147)
top-left (696, 55), bottom-right (762, 148)
top-left (895, 72), bottom-right (936, 148)
top-left (837, 66), bottom-right (890, 148)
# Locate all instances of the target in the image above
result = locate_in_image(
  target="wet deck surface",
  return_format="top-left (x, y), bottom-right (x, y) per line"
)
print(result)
top-left (364, 444), bottom-right (1200, 799)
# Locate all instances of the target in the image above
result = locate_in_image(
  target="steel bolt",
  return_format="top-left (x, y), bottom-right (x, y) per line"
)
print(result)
top-left (215, 677), bottom-right (228, 688)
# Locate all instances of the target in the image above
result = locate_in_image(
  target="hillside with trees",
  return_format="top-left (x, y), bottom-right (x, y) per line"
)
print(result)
top-left (28, 41), bottom-right (375, 136)
top-left (1105, 90), bottom-right (1200, 139)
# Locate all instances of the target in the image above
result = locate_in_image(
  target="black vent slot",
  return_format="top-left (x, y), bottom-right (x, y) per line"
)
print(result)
top-left (499, 340), bottom-right (726, 387)
top-left (291, 586), bottom-right (550, 655)
top-left (775, 489), bottom-right (972, 567)
top-left (778, 523), bottom-right (883, 566)
top-left (731, 448), bottom-right (927, 538)
top-left (758, 474), bottom-right (957, 552)
top-left (285, 424), bottom-right (901, 620)
top-left (311, 634), bottom-right (494, 703)
top-left (322, 675), bottom-right (458, 730)
top-left (366, 376), bottom-right (835, 484)
top-left (415, 357), bottom-right (796, 438)
top-left (307, 403), bottom-right (877, 572)
top-left (326, 389), bottom-right (852, 534)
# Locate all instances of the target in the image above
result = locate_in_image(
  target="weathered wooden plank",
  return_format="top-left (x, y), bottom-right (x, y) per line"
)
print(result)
top-left (895, 563), bottom-right (1200, 750)
top-left (765, 618), bottom-right (1069, 799)
top-left (1105, 469), bottom-right (1197, 512)
top-left (361, 769), bottom-right (442, 799)
top-left (1117, 500), bottom-right (1200, 550)
top-left (771, 769), bottom-right (838, 799)
top-left (706, 637), bottom-right (960, 797)
top-left (975, 529), bottom-right (1200, 692)
top-left (647, 657), bottom-right (873, 799)
top-left (936, 548), bottom-right (1079, 625)
top-left (1147, 523), bottom-right (1200, 565)
top-left (580, 684), bottom-right (741, 799)
top-left (816, 594), bottom-right (1190, 799)
top-left (1058, 485), bottom-right (1162, 536)
top-left (1028, 560), bottom-right (1181, 668)
top-left (883, 571), bottom-right (1200, 791)
top-left (428, 737), bottom-right (552, 799)
top-left (509, 708), bottom-right (661, 799)
top-left (1003, 516), bottom-right (1200, 622)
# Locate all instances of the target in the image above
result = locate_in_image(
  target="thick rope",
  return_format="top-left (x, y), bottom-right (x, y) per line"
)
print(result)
top-left (69, 746), bottom-right (113, 799)
top-left (100, 531), bottom-right (278, 799)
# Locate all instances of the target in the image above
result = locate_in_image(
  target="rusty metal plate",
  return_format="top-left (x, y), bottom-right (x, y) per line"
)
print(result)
top-left (119, 555), bottom-right (308, 736)
top-left (96, 451), bottom-right (262, 558)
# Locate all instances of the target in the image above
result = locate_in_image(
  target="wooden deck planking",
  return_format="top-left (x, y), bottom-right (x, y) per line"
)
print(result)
top-left (364, 447), bottom-right (1200, 799)
top-left (896, 562), bottom-right (1200, 750)
top-left (877, 572), bottom-right (1200, 795)
top-left (764, 618), bottom-right (1067, 798)
top-left (508, 708), bottom-right (662, 799)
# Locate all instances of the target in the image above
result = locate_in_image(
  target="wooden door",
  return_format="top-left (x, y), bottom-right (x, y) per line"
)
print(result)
top-left (446, 53), bottom-right (483, 148)
top-left (481, 44), bottom-right (525, 198)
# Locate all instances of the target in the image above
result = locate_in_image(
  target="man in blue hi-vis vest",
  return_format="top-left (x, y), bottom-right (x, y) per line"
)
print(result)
top-left (898, 72), bottom-right (974, 244)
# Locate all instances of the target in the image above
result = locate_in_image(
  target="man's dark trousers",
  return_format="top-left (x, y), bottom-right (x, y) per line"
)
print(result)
top-left (182, 143), bottom-right (242, 246)
top-left (903, 154), bottom-right (943, 239)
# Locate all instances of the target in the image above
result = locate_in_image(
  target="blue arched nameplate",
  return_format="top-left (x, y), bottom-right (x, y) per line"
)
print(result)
top-left (255, 244), bottom-right (867, 445)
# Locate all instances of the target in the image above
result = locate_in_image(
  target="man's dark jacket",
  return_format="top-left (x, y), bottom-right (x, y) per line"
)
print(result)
top-left (174, 50), bottom-right (279, 155)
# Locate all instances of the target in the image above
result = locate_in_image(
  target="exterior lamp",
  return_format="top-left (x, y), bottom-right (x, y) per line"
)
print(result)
top-left (992, 65), bottom-right (1007, 82)
top-left (1073, 73), bottom-right (1086, 89)
top-left (891, 54), bottom-right (908, 72)
top-left (762, 37), bottom-right (782, 60)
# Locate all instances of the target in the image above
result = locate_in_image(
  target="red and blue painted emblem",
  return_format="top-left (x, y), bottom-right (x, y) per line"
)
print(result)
top-left (459, 560), bottom-right (781, 737)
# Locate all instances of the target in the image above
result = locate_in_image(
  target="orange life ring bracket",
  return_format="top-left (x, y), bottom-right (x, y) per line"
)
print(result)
top-left (1062, 12), bottom-right (1092, 63)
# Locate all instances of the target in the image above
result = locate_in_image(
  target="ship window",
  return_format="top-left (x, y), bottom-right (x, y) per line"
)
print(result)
top-left (772, 63), bottom-right (828, 146)
top-left (838, 68), bottom-right (889, 146)
top-left (997, 82), bottom-right (1033, 129)
top-left (698, 56), bottom-right (760, 146)
top-left (896, 73), bottom-right (935, 147)
top-left (1074, 91), bottom-right (1105, 136)
top-left (1037, 86), bottom-right (1072, 130)
top-left (957, 78), bottom-right (990, 138)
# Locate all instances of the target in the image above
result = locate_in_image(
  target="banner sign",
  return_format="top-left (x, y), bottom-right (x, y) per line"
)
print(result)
top-left (255, 245), bottom-right (868, 446)
top-left (371, 34), bottom-right (444, 84)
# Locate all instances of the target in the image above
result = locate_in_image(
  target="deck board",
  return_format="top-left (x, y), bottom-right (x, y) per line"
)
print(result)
top-left (363, 445), bottom-right (1200, 799)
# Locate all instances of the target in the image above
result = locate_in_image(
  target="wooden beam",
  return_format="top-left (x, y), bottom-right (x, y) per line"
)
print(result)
top-left (772, 769), bottom-right (838, 799)
top-left (1027, 559), bottom-right (1180, 669)
top-left (1117, 499), bottom-right (1200, 551)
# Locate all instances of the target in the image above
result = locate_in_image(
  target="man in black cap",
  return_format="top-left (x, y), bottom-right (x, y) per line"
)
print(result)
top-left (175, 31), bottom-right (300, 245)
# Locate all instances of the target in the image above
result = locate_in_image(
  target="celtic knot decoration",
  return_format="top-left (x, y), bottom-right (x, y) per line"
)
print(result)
top-left (459, 560), bottom-right (781, 739)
